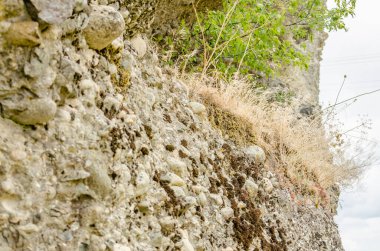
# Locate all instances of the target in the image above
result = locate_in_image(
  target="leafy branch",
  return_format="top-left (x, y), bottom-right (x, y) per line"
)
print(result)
top-left (157, 0), bottom-right (356, 79)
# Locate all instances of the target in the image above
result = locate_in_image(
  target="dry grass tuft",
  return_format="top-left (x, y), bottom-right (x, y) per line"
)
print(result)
top-left (205, 101), bottom-right (256, 146)
top-left (182, 74), bottom-right (372, 196)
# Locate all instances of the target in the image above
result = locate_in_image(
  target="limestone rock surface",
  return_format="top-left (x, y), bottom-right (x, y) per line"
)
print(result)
top-left (243, 145), bottom-right (266, 164)
top-left (5, 21), bottom-right (40, 46)
top-left (0, 1), bottom-right (344, 251)
top-left (130, 34), bottom-right (147, 58)
top-left (25, 0), bottom-right (76, 24)
top-left (2, 97), bottom-right (57, 125)
top-left (84, 5), bottom-right (125, 50)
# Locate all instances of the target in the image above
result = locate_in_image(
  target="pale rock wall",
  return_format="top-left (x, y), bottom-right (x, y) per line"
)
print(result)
top-left (265, 31), bottom-right (328, 115)
top-left (0, 1), bottom-right (342, 250)
top-left (283, 31), bottom-right (328, 109)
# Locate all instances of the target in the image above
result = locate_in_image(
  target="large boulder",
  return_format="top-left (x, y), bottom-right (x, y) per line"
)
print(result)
top-left (83, 5), bottom-right (125, 50)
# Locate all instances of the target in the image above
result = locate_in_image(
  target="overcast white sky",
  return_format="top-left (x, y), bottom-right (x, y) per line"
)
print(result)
top-left (320, 0), bottom-right (380, 250)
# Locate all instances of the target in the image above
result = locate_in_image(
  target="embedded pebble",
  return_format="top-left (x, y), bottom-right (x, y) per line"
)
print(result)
top-left (137, 201), bottom-right (151, 213)
top-left (209, 193), bottom-right (223, 206)
top-left (179, 230), bottom-right (194, 251)
top-left (41, 25), bottom-right (62, 40)
top-left (120, 8), bottom-right (130, 19)
top-left (150, 233), bottom-right (165, 247)
top-left (0, 21), bottom-right (11, 34)
top-left (222, 248), bottom-right (234, 251)
top-left (261, 178), bottom-right (274, 193)
top-left (160, 172), bottom-right (186, 187)
top-left (172, 80), bottom-right (189, 96)
top-left (130, 34), bottom-right (147, 58)
top-left (244, 179), bottom-right (259, 198)
top-left (221, 207), bottom-right (234, 220)
top-left (74, 0), bottom-right (88, 12)
top-left (109, 64), bottom-right (118, 75)
top-left (237, 201), bottom-right (246, 209)
top-left (1, 198), bottom-right (20, 215)
top-left (192, 185), bottom-right (207, 194)
top-left (59, 183), bottom-right (97, 200)
top-left (59, 169), bottom-right (91, 181)
top-left (197, 192), bottom-right (208, 206)
top-left (10, 149), bottom-right (27, 161)
top-left (26, 0), bottom-right (76, 24)
top-left (23, 54), bottom-right (54, 80)
top-left (159, 216), bottom-right (176, 232)
top-left (184, 196), bottom-right (197, 206)
top-left (189, 102), bottom-right (206, 114)
top-left (167, 158), bottom-right (187, 177)
top-left (5, 21), bottom-right (41, 46)
top-left (135, 172), bottom-right (150, 196)
top-left (86, 162), bottom-right (112, 197)
top-left (84, 5), bottom-right (125, 50)
top-left (59, 230), bottom-right (73, 242)
top-left (103, 95), bottom-right (122, 112)
top-left (79, 79), bottom-right (97, 91)
top-left (80, 204), bottom-right (104, 227)
top-left (111, 36), bottom-right (124, 51)
top-left (1, 179), bottom-right (16, 194)
top-left (170, 186), bottom-right (186, 198)
top-left (125, 114), bottom-right (138, 125)
top-left (55, 108), bottom-right (72, 122)
top-left (17, 223), bottom-right (40, 234)
top-left (113, 244), bottom-right (131, 251)
top-left (6, 98), bottom-right (57, 125)
top-left (243, 145), bottom-right (266, 164)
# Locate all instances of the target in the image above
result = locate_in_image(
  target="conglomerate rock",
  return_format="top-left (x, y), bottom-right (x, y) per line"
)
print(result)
top-left (83, 5), bottom-right (125, 50)
top-left (0, 1), bottom-right (343, 250)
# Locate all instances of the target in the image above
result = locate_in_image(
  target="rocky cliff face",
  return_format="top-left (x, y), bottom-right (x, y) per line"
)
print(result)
top-left (0, 1), bottom-right (342, 250)
top-left (277, 31), bottom-right (328, 111)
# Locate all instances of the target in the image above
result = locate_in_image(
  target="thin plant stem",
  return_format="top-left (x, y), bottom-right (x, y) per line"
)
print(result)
top-left (324, 75), bottom-right (346, 125)
top-left (322, 88), bottom-right (380, 112)
top-left (201, 0), bottom-right (241, 77)
top-left (192, 2), bottom-right (208, 72)
top-left (237, 32), bottom-right (253, 74)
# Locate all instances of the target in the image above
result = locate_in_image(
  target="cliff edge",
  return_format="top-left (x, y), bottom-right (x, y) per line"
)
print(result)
top-left (0, 1), bottom-right (343, 250)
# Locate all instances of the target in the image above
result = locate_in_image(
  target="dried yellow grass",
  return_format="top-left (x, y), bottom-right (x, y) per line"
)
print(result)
top-left (183, 74), bottom-right (369, 191)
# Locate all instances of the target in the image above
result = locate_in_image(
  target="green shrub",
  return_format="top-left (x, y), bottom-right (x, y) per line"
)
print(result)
top-left (157, 0), bottom-right (355, 78)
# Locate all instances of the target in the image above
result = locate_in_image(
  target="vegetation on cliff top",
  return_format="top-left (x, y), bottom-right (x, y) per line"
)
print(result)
top-left (157, 0), bottom-right (356, 78)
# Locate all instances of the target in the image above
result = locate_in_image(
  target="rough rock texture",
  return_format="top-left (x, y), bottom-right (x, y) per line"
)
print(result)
top-left (24, 0), bottom-right (76, 25)
top-left (4, 21), bottom-right (40, 46)
top-left (0, 1), bottom-right (343, 250)
top-left (83, 5), bottom-right (125, 50)
top-left (284, 32), bottom-right (328, 106)
top-left (265, 31), bottom-right (328, 113)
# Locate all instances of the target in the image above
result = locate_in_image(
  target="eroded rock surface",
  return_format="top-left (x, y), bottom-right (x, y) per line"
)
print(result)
top-left (0, 1), bottom-right (343, 250)
top-left (24, 0), bottom-right (76, 24)
top-left (84, 5), bottom-right (125, 50)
